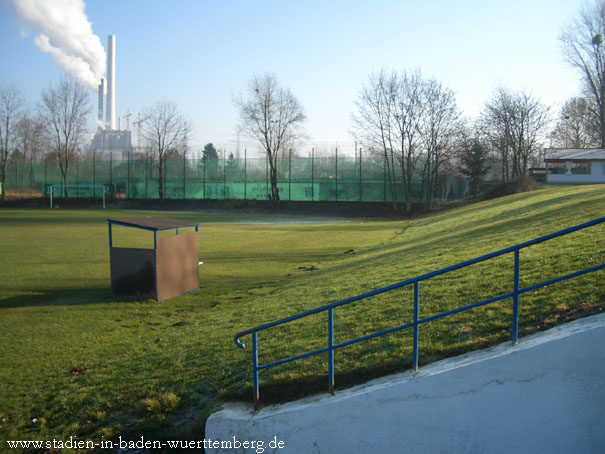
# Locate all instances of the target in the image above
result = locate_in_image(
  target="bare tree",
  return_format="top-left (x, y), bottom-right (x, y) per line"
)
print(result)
top-left (353, 69), bottom-right (459, 211)
top-left (560, 0), bottom-right (605, 146)
top-left (38, 78), bottom-right (91, 197)
top-left (235, 74), bottom-right (306, 205)
top-left (352, 69), bottom-right (426, 212)
top-left (0, 81), bottom-right (25, 201)
top-left (482, 87), bottom-right (550, 179)
top-left (480, 87), bottom-right (513, 180)
top-left (550, 97), bottom-right (600, 148)
top-left (391, 70), bottom-right (426, 212)
top-left (16, 111), bottom-right (46, 162)
top-left (351, 70), bottom-right (399, 209)
top-left (142, 100), bottom-right (191, 200)
top-left (418, 78), bottom-right (461, 206)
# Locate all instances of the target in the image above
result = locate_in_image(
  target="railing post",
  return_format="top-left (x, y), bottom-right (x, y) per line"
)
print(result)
top-left (512, 249), bottom-right (520, 345)
top-left (252, 331), bottom-right (259, 408)
top-left (413, 281), bottom-right (419, 371)
top-left (328, 308), bottom-right (335, 394)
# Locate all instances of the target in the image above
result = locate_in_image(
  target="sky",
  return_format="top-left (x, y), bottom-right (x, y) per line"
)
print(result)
top-left (0, 0), bottom-right (588, 156)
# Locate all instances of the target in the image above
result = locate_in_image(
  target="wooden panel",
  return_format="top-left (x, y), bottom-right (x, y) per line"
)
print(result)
top-left (110, 247), bottom-right (156, 300)
top-left (155, 232), bottom-right (199, 301)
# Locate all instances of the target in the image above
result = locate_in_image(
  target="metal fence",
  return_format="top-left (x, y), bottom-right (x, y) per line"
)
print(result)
top-left (234, 216), bottom-right (605, 405)
top-left (4, 154), bottom-right (469, 203)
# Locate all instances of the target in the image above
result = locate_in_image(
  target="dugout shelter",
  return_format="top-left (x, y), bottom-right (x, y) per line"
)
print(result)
top-left (107, 216), bottom-right (200, 301)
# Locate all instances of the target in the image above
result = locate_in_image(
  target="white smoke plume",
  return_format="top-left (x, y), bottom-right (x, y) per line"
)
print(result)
top-left (6, 0), bottom-right (105, 90)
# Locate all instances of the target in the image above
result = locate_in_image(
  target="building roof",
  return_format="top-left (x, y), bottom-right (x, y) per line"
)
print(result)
top-left (544, 148), bottom-right (605, 161)
top-left (108, 216), bottom-right (198, 231)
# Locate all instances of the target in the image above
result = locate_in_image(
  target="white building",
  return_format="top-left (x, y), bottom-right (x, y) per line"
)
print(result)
top-left (545, 149), bottom-right (605, 184)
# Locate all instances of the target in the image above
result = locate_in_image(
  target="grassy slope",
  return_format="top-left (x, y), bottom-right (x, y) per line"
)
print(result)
top-left (0, 184), bottom-right (604, 446)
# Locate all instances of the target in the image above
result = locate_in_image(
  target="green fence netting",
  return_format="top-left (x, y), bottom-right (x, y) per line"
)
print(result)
top-left (5, 155), bottom-right (469, 203)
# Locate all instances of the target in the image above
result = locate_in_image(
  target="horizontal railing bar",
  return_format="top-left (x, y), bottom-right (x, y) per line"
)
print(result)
top-left (234, 217), bottom-right (605, 348)
top-left (333, 321), bottom-right (417, 350)
top-left (257, 347), bottom-right (330, 371)
top-left (518, 263), bottom-right (605, 296)
top-left (418, 292), bottom-right (516, 325)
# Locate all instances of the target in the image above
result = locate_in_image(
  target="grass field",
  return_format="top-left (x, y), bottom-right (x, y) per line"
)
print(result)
top-left (1, 184), bottom-right (604, 448)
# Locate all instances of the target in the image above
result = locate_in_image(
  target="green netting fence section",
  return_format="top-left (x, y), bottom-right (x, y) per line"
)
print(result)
top-left (4, 156), bottom-right (469, 203)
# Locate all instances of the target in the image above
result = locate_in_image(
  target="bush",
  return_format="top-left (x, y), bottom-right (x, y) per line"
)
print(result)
top-left (483, 176), bottom-right (538, 199)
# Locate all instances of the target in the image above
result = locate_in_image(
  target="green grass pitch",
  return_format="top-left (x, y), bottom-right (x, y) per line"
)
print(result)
top-left (0, 184), bottom-right (604, 444)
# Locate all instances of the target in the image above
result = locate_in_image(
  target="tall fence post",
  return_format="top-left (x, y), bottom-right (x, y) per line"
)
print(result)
top-left (244, 149), bottom-right (247, 201)
top-left (127, 150), bottom-right (131, 199)
top-left (383, 153), bottom-right (387, 202)
top-left (289, 148), bottom-right (292, 201)
top-left (311, 148), bottom-right (315, 201)
top-left (29, 155), bottom-right (33, 197)
top-left (335, 146), bottom-right (338, 202)
top-left (109, 151), bottom-right (113, 198)
top-left (202, 157), bottom-right (206, 200)
top-left (359, 147), bottom-right (362, 202)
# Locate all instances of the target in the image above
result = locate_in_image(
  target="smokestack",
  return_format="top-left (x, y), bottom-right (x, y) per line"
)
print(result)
top-left (106, 35), bottom-right (116, 130)
top-left (98, 77), bottom-right (105, 127)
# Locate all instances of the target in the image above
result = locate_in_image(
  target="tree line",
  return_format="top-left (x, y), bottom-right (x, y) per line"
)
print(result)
top-left (2, 0), bottom-right (605, 203)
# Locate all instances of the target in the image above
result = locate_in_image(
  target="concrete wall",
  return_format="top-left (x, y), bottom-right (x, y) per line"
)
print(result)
top-left (206, 313), bottom-right (605, 453)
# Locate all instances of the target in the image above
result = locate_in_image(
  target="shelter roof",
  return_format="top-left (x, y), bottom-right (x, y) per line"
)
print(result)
top-left (545, 148), bottom-right (605, 161)
top-left (108, 216), bottom-right (198, 231)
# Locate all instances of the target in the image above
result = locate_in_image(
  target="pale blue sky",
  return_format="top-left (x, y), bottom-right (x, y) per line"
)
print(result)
top-left (0, 0), bottom-right (587, 154)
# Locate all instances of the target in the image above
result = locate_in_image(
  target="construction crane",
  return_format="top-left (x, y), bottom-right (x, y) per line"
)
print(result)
top-left (132, 113), bottom-right (150, 155)
top-left (121, 110), bottom-right (132, 130)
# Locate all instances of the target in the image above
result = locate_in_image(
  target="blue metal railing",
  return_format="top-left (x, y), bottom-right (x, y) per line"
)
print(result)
top-left (235, 217), bottom-right (605, 405)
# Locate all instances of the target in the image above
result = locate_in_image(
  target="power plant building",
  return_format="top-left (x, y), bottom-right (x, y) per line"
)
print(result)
top-left (88, 34), bottom-right (135, 161)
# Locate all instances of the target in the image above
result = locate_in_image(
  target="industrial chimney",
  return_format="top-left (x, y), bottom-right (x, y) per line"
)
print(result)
top-left (97, 77), bottom-right (105, 127)
top-left (106, 35), bottom-right (116, 130)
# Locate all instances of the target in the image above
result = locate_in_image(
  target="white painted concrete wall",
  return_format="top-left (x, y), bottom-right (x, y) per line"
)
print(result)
top-left (206, 313), bottom-right (605, 453)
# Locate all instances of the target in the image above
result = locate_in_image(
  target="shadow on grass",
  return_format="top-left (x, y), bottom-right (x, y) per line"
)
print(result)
top-left (0, 287), bottom-right (141, 308)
